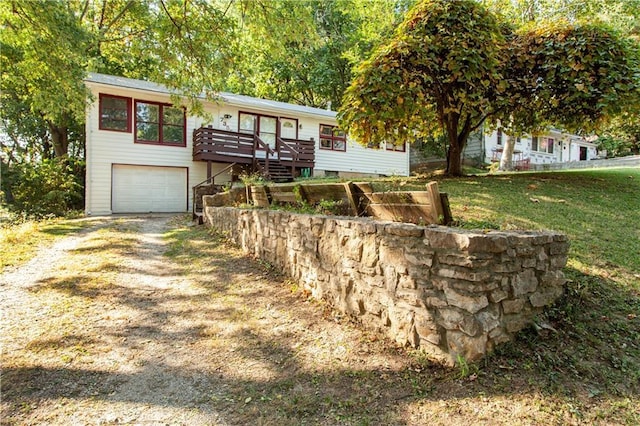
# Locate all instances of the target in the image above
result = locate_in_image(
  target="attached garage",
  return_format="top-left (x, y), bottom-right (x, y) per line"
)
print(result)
top-left (112, 164), bottom-right (188, 213)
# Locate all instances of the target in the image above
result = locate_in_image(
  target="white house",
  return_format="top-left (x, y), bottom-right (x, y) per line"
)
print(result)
top-left (463, 127), bottom-right (598, 169)
top-left (84, 73), bottom-right (410, 215)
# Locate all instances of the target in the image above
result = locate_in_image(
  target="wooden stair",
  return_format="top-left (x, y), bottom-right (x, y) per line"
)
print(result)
top-left (256, 159), bottom-right (294, 182)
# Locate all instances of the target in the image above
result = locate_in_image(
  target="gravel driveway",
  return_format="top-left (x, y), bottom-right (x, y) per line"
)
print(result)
top-left (2, 216), bottom-right (227, 423)
top-left (0, 215), bottom-right (414, 425)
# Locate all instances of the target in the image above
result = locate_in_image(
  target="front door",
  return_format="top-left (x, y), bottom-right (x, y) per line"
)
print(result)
top-left (279, 117), bottom-right (298, 139)
top-left (579, 146), bottom-right (588, 161)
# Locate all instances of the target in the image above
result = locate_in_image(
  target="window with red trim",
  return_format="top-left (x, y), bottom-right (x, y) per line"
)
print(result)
top-left (135, 100), bottom-right (186, 146)
top-left (99, 94), bottom-right (131, 132)
top-left (319, 124), bottom-right (346, 151)
top-left (385, 141), bottom-right (406, 152)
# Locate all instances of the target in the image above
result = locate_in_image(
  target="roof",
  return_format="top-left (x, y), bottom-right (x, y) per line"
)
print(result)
top-left (85, 72), bottom-right (336, 119)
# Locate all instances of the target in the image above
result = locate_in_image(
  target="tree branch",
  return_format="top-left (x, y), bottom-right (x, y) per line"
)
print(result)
top-left (102, 0), bottom-right (135, 35)
top-left (79, 0), bottom-right (90, 22)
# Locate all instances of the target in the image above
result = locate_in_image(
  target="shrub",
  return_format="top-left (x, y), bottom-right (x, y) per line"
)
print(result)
top-left (2, 158), bottom-right (84, 218)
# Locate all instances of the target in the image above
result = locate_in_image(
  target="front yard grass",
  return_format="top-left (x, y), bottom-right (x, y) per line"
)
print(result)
top-left (0, 218), bottom-right (103, 272)
top-left (1, 167), bottom-right (638, 424)
top-left (172, 166), bottom-right (638, 424)
top-left (381, 167), bottom-right (639, 419)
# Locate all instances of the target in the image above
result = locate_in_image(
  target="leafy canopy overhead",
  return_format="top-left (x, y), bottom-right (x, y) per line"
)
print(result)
top-left (339, 0), bottom-right (507, 147)
top-left (500, 21), bottom-right (639, 135)
top-left (338, 0), bottom-right (640, 176)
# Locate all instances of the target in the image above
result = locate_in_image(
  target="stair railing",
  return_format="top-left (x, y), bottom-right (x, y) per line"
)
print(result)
top-left (253, 134), bottom-right (275, 178)
top-left (277, 137), bottom-right (300, 175)
top-left (192, 162), bottom-right (236, 218)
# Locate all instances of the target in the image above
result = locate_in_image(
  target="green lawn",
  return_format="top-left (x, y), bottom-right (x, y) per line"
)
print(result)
top-left (380, 167), bottom-right (639, 409)
top-left (441, 168), bottom-right (639, 276)
top-left (2, 167), bottom-right (638, 422)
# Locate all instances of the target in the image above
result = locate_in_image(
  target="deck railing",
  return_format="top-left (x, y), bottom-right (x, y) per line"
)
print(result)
top-left (193, 126), bottom-right (315, 169)
top-left (193, 127), bottom-right (256, 163)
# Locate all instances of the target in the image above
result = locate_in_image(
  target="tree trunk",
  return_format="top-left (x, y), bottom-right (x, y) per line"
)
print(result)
top-left (499, 135), bottom-right (516, 171)
top-left (444, 115), bottom-right (472, 177)
top-left (49, 123), bottom-right (69, 158)
top-left (446, 134), bottom-right (464, 177)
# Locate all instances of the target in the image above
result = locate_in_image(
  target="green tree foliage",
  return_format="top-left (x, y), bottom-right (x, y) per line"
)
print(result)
top-left (484, 0), bottom-right (640, 167)
top-left (226, 0), bottom-right (413, 108)
top-left (0, 0), bottom-right (241, 216)
top-left (339, 0), bottom-right (639, 176)
top-left (3, 159), bottom-right (84, 218)
top-left (501, 21), bottom-right (639, 135)
top-left (1, 1), bottom-right (91, 159)
top-left (596, 109), bottom-right (640, 157)
top-left (0, 0), bottom-right (241, 161)
top-left (339, 0), bottom-right (510, 176)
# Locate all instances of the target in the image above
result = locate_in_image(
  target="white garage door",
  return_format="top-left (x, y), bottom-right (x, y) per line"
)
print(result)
top-left (112, 165), bottom-right (188, 213)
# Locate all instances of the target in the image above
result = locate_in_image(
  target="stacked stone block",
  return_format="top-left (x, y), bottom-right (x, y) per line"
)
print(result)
top-left (203, 202), bottom-right (569, 364)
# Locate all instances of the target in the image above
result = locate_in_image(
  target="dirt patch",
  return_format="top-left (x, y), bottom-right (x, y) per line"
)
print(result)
top-left (1, 215), bottom-right (637, 425)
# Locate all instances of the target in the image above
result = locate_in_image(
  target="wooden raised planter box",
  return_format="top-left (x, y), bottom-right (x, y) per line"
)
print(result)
top-left (207, 181), bottom-right (452, 226)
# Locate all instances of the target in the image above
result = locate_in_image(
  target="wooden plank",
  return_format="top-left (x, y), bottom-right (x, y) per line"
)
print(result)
top-left (344, 182), bottom-right (359, 216)
top-left (270, 192), bottom-right (298, 204)
top-left (299, 183), bottom-right (348, 204)
top-left (440, 192), bottom-right (453, 225)
top-left (349, 182), bottom-right (373, 216)
top-left (250, 185), bottom-right (270, 207)
top-left (367, 203), bottom-right (439, 224)
top-left (365, 191), bottom-right (434, 205)
top-left (193, 153), bottom-right (253, 164)
top-left (353, 182), bottom-right (374, 194)
top-left (426, 181), bottom-right (444, 222)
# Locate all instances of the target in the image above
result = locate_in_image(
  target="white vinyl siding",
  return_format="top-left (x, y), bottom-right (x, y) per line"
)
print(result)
top-left (85, 84), bottom-right (221, 215)
top-left (85, 74), bottom-right (411, 215)
top-left (209, 104), bottom-right (410, 177)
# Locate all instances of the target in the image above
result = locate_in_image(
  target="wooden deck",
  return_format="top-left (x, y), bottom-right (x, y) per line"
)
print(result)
top-left (192, 126), bottom-right (315, 170)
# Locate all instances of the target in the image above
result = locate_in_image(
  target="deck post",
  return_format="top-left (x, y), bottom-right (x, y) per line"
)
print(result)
top-left (207, 161), bottom-right (212, 179)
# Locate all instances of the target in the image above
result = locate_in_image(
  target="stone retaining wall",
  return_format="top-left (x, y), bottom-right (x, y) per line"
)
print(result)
top-left (204, 204), bottom-right (569, 364)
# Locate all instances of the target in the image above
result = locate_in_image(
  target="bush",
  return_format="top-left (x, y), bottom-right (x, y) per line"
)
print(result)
top-left (2, 158), bottom-right (84, 218)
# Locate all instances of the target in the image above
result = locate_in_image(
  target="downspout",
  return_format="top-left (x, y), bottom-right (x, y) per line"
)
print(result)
top-left (481, 127), bottom-right (486, 164)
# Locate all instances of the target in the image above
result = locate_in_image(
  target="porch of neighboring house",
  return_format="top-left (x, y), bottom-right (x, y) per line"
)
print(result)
top-left (191, 125), bottom-right (316, 220)
top-left (491, 148), bottom-right (531, 171)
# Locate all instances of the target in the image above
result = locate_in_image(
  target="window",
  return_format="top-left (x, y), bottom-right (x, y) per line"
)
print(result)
top-left (239, 112), bottom-right (256, 134)
top-left (386, 141), bottom-right (406, 152)
top-left (366, 141), bottom-right (381, 149)
top-left (99, 94), bottom-right (131, 132)
top-left (239, 112), bottom-right (278, 150)
top-left (496, 129), bottom-right (502, 145)
top-left (532, 136), bottom-right (554, 154)
top-left (135, 101), bottom-right (185, 146)
top-left (319, 124), bottom-right (346, 151)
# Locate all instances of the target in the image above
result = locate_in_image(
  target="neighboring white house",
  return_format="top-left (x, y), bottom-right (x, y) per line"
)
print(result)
top-left (463, 127), bottom-right (598, 169)
top-left (84, 73), bottom-right (410, 215)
